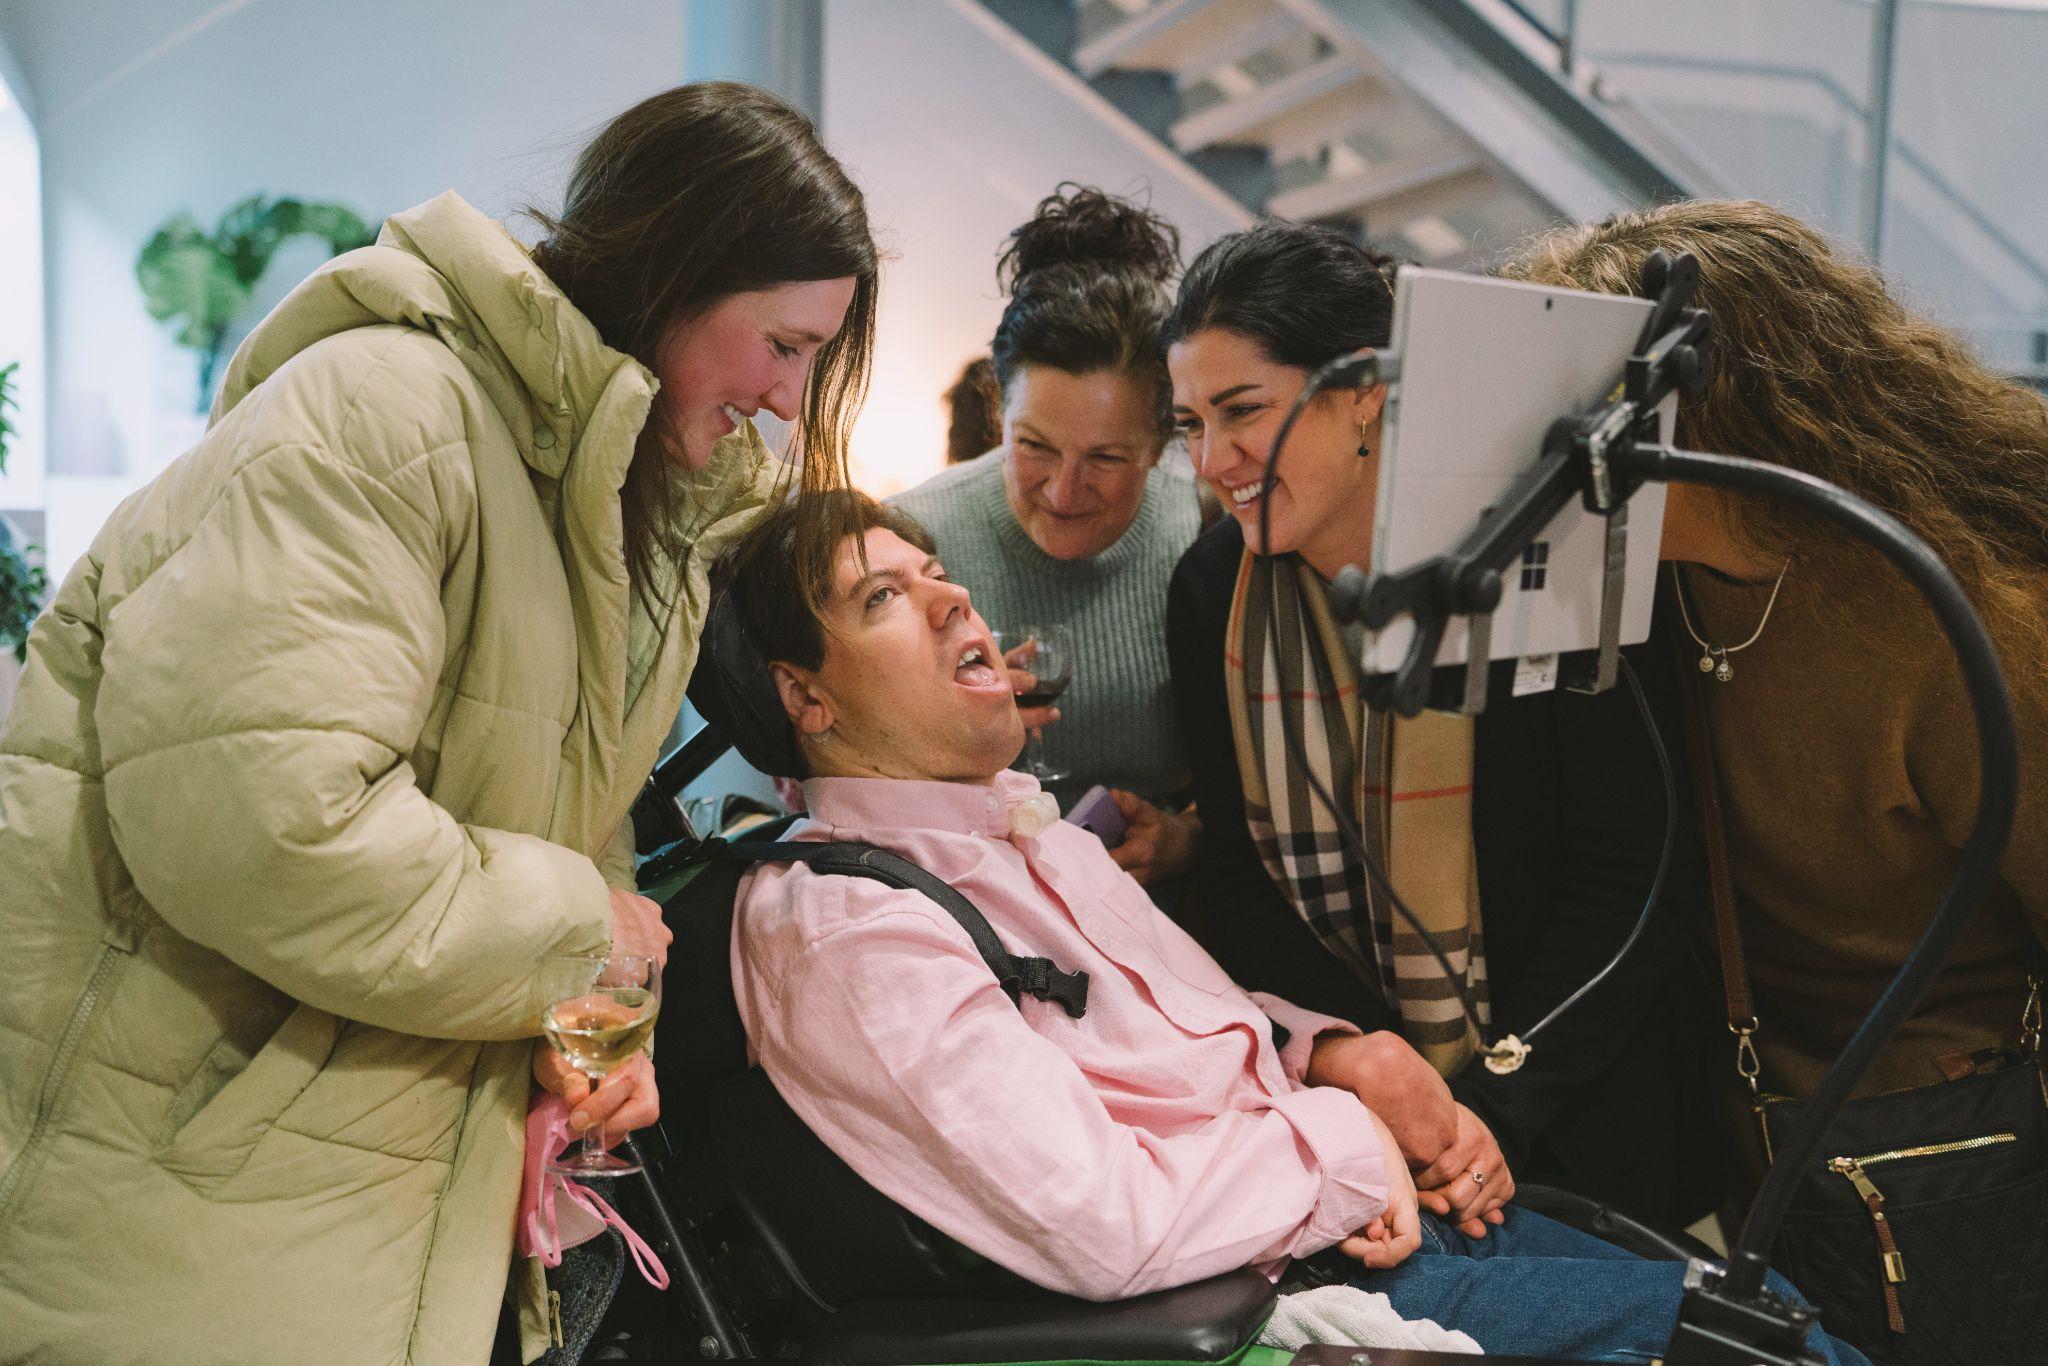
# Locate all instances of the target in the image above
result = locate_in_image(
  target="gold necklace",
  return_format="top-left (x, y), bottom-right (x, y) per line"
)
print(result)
top-left (1674, 561), bottom-right (1790, 683)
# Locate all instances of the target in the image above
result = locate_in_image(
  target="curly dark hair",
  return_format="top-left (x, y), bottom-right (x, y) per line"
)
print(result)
top-left (989, 185), bottom-right (1181, 443)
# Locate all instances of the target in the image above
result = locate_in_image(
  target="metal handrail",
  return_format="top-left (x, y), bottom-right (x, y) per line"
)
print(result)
top-left (1580, 50), bottom-right (2048, 301)
top-left (1488, 1), bottom-right (2048, 301)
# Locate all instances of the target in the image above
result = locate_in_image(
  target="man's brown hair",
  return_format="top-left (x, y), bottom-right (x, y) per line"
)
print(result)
top-left (725, 490), bottom-right (938, 672)
top-left (692, 491), bottom-right (938, 778)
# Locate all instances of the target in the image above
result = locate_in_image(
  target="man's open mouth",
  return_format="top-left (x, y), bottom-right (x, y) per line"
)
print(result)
top-left (954, 643), bottom-right (1003, 689)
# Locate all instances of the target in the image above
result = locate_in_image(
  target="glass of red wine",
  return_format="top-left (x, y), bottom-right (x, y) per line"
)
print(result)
top-left (993, 623), bottom-right (1072, 784)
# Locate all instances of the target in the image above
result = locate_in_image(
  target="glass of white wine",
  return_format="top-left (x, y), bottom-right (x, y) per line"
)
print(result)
top-left (539, 951), bottom-right (661, 1178)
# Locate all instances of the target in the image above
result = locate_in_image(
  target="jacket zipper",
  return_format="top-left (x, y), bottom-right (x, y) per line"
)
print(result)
top-left (0, 944), bottom-right (125, 1217)
top-left (1827, 1133), bottom-right (2019, 1335)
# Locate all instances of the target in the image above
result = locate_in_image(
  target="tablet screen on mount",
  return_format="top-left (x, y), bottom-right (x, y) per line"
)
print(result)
top-left (1362, 268), bottom-right (1675, 681)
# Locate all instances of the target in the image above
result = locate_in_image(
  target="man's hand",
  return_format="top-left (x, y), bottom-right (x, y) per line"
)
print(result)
top-left (1413, 1103), bottom-right (1513, 1237)
top-left (533, 1044), bottom-right (660, 1145)
top-left (1105, 791), bottom-right (1201, 885)
top-left (609, 887), bottom-right (671, 969)
top-left (1003, 641), bottom-right (1061, 730)
top-left (1336, 1111), bottom-right (1422, 1270)
top-left (1306, 1030), bottom-right (1459, 1169)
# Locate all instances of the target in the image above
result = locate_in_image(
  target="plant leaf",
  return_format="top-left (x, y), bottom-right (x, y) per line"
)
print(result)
top-left (213, 192), bottom-right (284, 288)
top-left (275, 200), bottom-right (375, 256)
top-left (0, 360), bottom-right (18, 477)
top-left (137, 237), bottom-right (247, 350)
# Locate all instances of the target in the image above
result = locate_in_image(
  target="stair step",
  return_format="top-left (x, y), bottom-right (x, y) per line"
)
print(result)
top-left (1269, 146), bottom-right (1482, 222)
top-left (1171, 51), bottom-right (1373, 153)
top-left (1075, 0), bottom-right (1291, 80)
top-left (1260, 77), bottom-right (1401, 165)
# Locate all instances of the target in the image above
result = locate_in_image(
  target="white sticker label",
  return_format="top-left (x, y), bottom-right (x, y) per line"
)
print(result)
top-left (1513, 654), bottom-right (1559, 697)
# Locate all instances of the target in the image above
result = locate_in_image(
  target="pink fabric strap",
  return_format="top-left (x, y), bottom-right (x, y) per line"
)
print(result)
top-left (518, 1093), bottom-right (670, 1289)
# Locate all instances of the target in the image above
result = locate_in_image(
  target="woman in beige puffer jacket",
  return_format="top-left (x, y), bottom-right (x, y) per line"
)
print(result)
top-left (0, 82), bottom-right (875, 1366)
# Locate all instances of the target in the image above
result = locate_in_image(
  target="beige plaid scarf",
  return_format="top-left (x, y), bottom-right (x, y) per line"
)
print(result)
top-left (1224, 550), bottom-right (1490, 1074)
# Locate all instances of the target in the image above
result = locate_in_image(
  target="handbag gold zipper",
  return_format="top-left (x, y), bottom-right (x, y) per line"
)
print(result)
top-left (1827, 1133), bottom-right (2018, 1334)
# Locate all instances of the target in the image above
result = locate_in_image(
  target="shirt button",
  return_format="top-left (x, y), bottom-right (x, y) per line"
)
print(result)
top-left (533, 427), bottom-right (558, 450)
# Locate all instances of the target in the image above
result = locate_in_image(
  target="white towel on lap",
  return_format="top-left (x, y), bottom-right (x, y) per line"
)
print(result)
top-left (1255, 1285), bottom-right (1482, 1354)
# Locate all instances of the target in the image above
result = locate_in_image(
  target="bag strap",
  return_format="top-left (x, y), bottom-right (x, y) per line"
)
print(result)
top-left (2025, 942), bottom-right (2044, 1061)
top-left (1673, 611), bottom-right (1767, 1099)
top-left (695, 838), bottom-right (1091, 1019)
top-left (1674, 590), bottom-right (2048, 1080)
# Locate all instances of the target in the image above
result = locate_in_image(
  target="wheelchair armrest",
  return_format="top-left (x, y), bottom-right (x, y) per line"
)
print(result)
top-left (1512, 1182), bottom-right (1719, 1264)
top-left (802, 1267), bottom-right (1279, 1366)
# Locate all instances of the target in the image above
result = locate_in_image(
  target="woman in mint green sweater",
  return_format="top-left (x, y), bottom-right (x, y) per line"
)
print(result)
top-left (894, 186), bottom-right (1203, 885)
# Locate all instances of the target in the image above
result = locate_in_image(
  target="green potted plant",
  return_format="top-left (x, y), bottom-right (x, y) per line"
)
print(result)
top-left (136, 194), bottom-right (375, 413)
top-left (0, 359), bottom-right (48, 664)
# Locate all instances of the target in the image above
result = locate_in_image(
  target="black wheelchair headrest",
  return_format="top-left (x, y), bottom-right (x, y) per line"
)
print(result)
top-left (688, 579), bottom-right (809, 780)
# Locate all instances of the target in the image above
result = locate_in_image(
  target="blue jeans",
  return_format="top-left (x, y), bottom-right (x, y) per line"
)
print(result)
top-left (1351, 1209), bottom-right (1874, 1365)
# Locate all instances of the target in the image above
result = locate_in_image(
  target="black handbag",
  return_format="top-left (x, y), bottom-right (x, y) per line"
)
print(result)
top-left (1682, 667), bottom-right (2048, 1365)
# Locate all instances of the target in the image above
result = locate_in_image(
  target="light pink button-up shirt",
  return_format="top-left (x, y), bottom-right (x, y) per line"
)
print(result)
top-left (732, 770), bottom-right (1390, 1302)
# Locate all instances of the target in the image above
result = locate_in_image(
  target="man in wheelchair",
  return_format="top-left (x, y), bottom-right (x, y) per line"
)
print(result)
top-left (690, 491), bottom-right (1868, 1365)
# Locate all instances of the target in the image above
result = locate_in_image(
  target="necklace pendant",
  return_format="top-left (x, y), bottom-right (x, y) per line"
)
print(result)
top-left (1714, 655), bottom-right (1735, 683)
top-left (1698, 651), bottom-right (1717, 674)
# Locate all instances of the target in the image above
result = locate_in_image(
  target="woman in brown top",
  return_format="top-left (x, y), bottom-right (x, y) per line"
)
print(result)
top-left (1503, 200), bottom-right (2048, 1131)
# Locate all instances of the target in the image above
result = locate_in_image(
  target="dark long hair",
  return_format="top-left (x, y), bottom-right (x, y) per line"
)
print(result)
top-left (990, 185), bottom-right (1181, 441)
top-left (1161, 218), bottom-right (1399, 365)
top-left (530, 81), bottom-right (878, 614)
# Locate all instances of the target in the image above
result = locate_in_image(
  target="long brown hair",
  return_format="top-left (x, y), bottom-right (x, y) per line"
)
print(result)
top-left (530, 81), bottom-right (877, 614)
top-left (1503, 199), bottom-right (2048, 672)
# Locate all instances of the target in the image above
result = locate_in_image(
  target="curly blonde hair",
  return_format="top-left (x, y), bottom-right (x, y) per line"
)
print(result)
top-left (1504, 199), bottom-right (2048, 676)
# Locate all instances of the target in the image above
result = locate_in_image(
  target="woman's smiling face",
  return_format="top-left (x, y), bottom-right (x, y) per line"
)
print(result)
top-left (655, 277), bottom-right (857, 469)
top-left (1167, 326), bottom-right (1384, 578)
top-left (999, 365), bottom-right (1163, 561)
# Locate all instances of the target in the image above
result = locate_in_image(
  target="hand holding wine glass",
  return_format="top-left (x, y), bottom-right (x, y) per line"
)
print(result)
top-left (993, 624), bottom-right (1072, 784)
top-left (538, 950), bottom-right (661, 1177)
top-left (999, 636), bottom-right (1060, 730)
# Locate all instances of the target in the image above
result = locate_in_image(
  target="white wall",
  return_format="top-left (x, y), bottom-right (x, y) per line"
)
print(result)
top-left (0, 0), bottom-right (688, 579)
top-left (823, 0), bottom-right (1250, 495)
top-left (0, 35), bottom-right (43, 513)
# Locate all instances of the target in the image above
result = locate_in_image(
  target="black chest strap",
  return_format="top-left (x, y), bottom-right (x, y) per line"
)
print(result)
top-left (696, 838), bottom-right (1090, 1019)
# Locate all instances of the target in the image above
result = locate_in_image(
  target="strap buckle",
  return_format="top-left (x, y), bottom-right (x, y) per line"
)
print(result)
top-left (1730, 1017), bottom-right (1763, 1095)
top-left (1008, 956), bottom-right (1090, 1019)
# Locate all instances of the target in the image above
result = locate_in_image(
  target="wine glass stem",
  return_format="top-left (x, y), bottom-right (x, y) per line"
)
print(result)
top-left (582, 1071), bottom-right (613, 1155)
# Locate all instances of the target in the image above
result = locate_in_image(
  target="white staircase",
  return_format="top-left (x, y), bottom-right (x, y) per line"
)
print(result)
top-left (980, 0), bottom-right (2046, 385)
top-left (989, 0), bottom-right (1711, 265)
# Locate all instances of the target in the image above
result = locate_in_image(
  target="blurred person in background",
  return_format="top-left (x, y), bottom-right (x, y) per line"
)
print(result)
top-left (944, 355), bottom-right (1002, 465)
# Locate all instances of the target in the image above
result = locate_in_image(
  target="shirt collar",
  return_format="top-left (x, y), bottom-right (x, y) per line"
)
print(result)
top-left (801, 769), bottom-right (1045, 839)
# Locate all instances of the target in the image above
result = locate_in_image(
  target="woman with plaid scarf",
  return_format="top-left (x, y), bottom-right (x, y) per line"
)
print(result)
top-left (1162, 220), bottom-right (1722, 1233)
